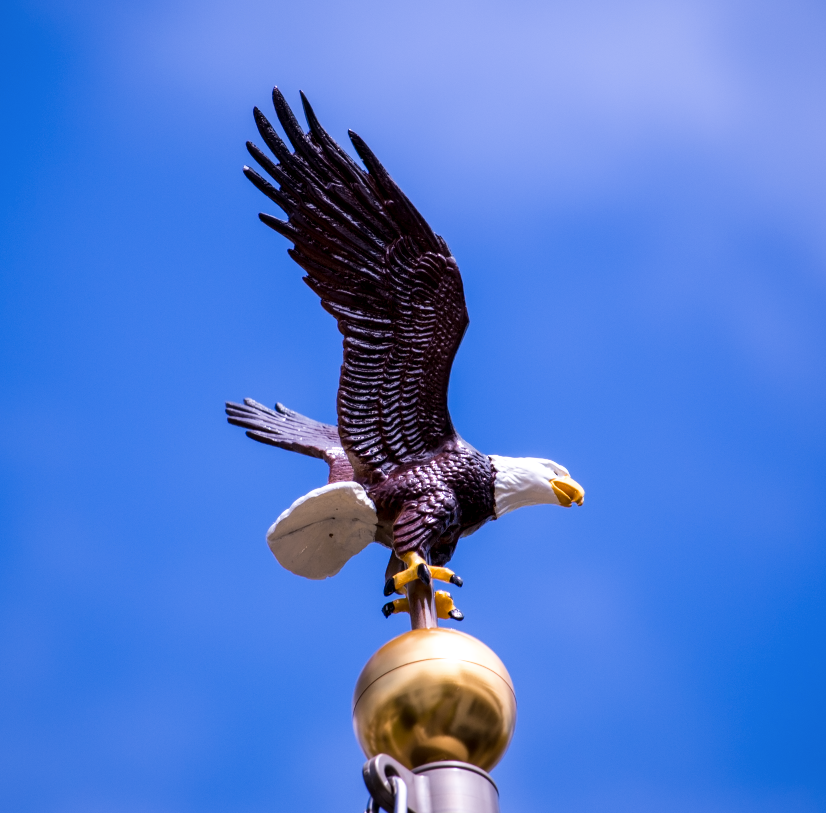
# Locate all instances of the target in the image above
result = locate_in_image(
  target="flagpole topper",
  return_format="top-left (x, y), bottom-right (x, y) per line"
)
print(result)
top-left (353, 628), bottom-right (517, 772)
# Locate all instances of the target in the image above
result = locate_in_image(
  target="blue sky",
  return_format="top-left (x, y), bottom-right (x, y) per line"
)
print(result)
top-left (1, 1), bottom-right (825, 811)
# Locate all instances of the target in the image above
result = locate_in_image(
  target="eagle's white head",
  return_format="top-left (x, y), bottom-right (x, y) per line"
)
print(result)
top-left (489, 455), bottom-right (585, 519)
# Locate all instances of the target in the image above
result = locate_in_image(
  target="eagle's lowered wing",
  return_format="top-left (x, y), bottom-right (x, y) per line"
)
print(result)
top-left (267, 481), bottom-right (378, 580)
top-left (243, 89), bottom-right (469, 480)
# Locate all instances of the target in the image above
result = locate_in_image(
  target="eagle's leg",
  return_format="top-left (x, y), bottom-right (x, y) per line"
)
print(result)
top-left (383, 552), bottom-right (463, 597)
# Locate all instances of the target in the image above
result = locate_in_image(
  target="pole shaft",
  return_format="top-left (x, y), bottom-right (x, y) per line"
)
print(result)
top-left (406, 579), bottom-right (437, 629)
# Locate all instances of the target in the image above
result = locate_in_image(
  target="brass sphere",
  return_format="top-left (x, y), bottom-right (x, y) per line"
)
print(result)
top-left (352, 628), bottom-right (516, 771)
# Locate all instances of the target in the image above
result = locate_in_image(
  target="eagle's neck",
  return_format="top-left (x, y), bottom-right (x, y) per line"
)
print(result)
top-left (489, 455), bottom-right (558, 518)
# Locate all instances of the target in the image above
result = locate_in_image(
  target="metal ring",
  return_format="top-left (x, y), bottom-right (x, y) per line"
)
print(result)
top-left (390, 776), bottom-right (408, 813)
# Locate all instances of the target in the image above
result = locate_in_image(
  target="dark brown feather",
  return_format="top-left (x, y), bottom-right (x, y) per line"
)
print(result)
top-left (225, 399), bottom-right (353, 483)
top-left (246, 89), bottom-right (470, 484)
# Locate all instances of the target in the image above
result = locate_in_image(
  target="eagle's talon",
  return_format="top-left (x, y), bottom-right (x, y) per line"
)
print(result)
top-left (430, 565), bottom-right (462, 588)
top-left (434, 590), bottom-right (463, 621)
top-left (386, 554), bottom-right (459, 598)
top-left (385, 552), bottom-right (431, 595)
top-left (382, 598), bottom-right (410, 618)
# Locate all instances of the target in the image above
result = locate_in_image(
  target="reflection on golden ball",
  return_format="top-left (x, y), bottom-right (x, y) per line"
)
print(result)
top-left (352, 628), bottom-right (516, 771)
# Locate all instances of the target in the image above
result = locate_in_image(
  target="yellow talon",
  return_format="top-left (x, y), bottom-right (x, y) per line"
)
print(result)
top-left (431, 566), bottom-right (463, 588)
top-left (384, 552), bottom-right (465, 596)
top-left (435, 590), bottom-right (464, 622)
top-left (383, 592), bottom-right (464, 622)
top-left (382, 597), bottom-right (410, 618)
top-left (384, 552), bottom-right (429, 596)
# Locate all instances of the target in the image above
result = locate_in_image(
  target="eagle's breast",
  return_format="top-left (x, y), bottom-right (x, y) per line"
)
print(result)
top-left (365, 438), bottom-right (495, 548)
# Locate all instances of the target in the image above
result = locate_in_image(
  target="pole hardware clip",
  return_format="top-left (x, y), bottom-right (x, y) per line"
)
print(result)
top-left (363, 755), bottom-right (419, 813)
top-left (364, 775), bottom-right (408, 813)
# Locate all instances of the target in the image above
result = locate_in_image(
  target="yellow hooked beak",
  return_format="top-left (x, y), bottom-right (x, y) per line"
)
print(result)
top-left (550, 476), bottom-right (585, 507)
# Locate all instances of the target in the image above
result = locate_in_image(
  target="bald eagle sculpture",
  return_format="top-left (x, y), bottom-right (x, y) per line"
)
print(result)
top-left (226, 89), bottom-right (584, 623)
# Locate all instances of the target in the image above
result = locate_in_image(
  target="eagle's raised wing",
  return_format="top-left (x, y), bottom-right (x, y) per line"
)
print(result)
top-left (244, 89), bottom-right (469, 480)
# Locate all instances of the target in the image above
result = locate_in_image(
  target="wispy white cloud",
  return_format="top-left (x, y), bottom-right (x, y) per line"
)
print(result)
top-left (105, 0), bottom-right (824, 209)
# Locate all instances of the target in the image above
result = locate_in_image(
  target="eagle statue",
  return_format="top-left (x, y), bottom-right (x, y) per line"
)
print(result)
top-left (226, 88), bottom-right (584, 625)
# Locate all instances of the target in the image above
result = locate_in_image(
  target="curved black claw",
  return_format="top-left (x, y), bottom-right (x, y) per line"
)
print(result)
top-left (448, 609), bottom-right (464, 621)
top-left (382, 601), bottom-right (395, 618)
top-left (417, 563), bottom-right (432, 585)
top-left (450, 574), bottom-right (463, 588)
top-left (383, 576), bottom-right (396, 597)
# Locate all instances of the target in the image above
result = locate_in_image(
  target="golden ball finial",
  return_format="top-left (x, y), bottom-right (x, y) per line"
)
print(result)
top-left (352, 628), bottom-right (517, 771)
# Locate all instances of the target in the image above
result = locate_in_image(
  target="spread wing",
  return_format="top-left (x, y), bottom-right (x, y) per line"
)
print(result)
top-left (244, 89), bottom-right (469, 480)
